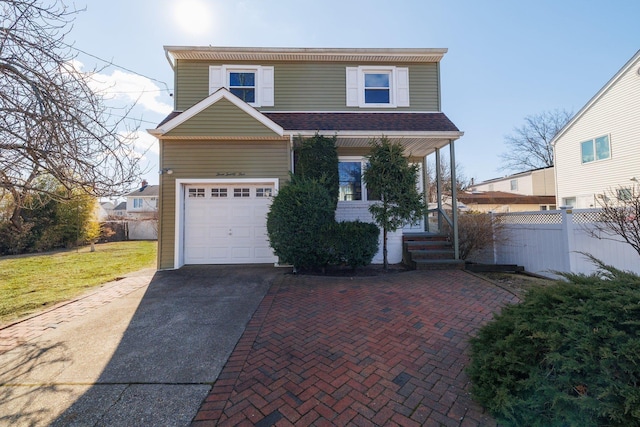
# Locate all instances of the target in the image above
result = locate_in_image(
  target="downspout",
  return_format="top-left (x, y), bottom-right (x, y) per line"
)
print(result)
top-left (449, 140), bottom-right (460, 260)
top-left (435, 147), bottom-right (443, 231)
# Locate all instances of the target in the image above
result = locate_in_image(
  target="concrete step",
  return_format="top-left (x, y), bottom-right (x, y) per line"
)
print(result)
top-left (408, 249), bottom-right (455, 260)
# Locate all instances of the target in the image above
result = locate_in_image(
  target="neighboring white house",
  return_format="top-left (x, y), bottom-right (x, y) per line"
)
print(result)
top-left (552, 49), bottom-right (640, 208)
top-left (468, 167), bottom-right (555, 197)
top-left (124, 180), bottom-right (159, 219)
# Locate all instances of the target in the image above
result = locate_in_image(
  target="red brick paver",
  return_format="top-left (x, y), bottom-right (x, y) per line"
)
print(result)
top-left (193, 270), bottom-right (519, 426)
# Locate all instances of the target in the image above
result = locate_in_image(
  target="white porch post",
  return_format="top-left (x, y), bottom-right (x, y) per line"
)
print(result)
top-left (449, 140), bottom-right (460, 260)
top-left (435, 147), bottom-right (443, 231)
top-left (422, 156), bottom-right (429, 231)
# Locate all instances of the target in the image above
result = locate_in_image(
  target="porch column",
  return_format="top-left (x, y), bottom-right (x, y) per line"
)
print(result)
top-left (435, 147), bottom-right (443, 231)
top-left (449, 140), bottom-right (460, 260)
top-left (422, 156), bottom-right (429, 232)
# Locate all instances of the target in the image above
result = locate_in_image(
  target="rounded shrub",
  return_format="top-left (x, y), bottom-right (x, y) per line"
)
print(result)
top-left (467, 272), bottom-right (640, 427)
top-left (266, 176), bottom-right (335, 270)
top-left (331, 220), bottom-right (379, 269)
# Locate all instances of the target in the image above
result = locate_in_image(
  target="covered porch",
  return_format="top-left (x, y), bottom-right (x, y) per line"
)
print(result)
top-left (264, 111), bottom-right (464, 263)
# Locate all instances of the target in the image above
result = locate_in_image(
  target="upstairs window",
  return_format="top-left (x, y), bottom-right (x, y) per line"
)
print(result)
top-left (510, 179), bottom-right (518, 191)
top-left (581, 135), bottom-right (610, 163)
top-left (346, 66), bottom-right (409, 108)
top-left (229, 71), bottom-right (256, 103)
top-left (209, 65), bottom-right (274, 107)
top-left (364, 73), bottom-right (390, 104)
top-left (133, 198), bottom-right (143, 208)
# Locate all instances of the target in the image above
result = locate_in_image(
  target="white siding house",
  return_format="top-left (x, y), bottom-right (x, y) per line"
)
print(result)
top-left (553, 50), bottom-right (640, 208)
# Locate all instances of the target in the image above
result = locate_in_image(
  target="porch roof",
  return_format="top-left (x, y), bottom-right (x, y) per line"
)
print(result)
top-left (265, 112), bottom-right (463, 157)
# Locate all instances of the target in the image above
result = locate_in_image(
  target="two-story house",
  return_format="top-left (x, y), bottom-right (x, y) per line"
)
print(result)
top-left (552, 49), bottom-right (640, 208)
top-left (149, 46), bottom-right (463, 270)
top-left (123, 180), bottom-right (159, 219)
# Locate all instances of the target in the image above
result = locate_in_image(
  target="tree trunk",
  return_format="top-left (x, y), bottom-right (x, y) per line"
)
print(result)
top-left (383, 227), bottom-right (388, 270)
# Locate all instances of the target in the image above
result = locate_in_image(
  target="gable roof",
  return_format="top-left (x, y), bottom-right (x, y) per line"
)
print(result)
top-left (149, 88), bottom-right (284, 137)
top-left (471, 166), bottom-right (554, 186)
top-left (113, 201), bottom-right (127, 211)
top-left (552, 49), bottom-right (640, 146)
top-left (125, 185), bottom-right (159, 198)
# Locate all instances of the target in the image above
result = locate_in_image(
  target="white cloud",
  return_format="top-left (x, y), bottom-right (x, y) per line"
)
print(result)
top-left (88, 69), bottom-right (173, 115)
top-left (121, 130), bottom-right (159, 159)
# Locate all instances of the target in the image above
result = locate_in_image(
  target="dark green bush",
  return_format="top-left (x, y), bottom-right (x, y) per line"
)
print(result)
top-left (294, 133), bottom-right (339, 208)
top-left (266, 176), bottom-right (335, 270)
top-left (467, 267), bottom-right (640, 427)
top-left (331, 220), bottom-right (379, 269)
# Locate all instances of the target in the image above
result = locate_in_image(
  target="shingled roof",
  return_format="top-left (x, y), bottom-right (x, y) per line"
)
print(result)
top-left (156, 111), bottom-right (459, 133)
top-left (263, 112), bottom-right (459, 132)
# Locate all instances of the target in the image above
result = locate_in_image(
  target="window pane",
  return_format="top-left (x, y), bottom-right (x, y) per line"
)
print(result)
top-left (229, 72), bottom-right (255, 87)
top-left (339, 162), bottom-right (362, 201)
top-left (595, 135), bottom-right (610, 160)
top-left (365, 89), bottom-right (390, 104)
top-left (364, 73), bottom-right (389, 88)
top-left (581, 140), bottom-right (594, 163)
top-left (230, 88), bottom-right (255, 103)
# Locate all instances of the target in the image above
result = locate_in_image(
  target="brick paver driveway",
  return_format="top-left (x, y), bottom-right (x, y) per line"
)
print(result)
top-left (193, 270), bottom-right (519, 426)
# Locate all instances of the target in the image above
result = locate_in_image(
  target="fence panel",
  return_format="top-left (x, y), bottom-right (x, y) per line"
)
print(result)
top-left (492, 209), bottom-right (640, 278)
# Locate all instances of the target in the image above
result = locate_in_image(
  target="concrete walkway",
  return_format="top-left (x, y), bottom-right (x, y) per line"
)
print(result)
top-left (0, 266), bottom-right (277, 427)
top-left (192, 270), bottom-right (520, 427)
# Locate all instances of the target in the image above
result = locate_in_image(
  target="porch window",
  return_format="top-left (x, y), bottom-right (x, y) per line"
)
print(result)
top-left (339, 161), bottom-right (363, 201)
top-left (581, 135), bottom-right (610, 163)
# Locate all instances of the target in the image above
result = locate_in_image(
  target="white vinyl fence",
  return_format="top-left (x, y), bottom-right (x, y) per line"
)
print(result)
top-left (492, 209), bottom-right (640, 279)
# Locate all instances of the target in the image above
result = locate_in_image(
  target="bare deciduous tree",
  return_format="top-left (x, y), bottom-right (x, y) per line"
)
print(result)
top-left (588, 185), bottom-right (640, 257)
top-left (500, 109), bottom-right (572, 172)
top-left (425, 159), bottom-right (471, 203)
top-left (0, 0), bottom-right (140, 232)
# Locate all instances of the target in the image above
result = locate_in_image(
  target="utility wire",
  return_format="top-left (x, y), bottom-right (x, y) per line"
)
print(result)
top-left (68, 43), bottom-right (172, 94)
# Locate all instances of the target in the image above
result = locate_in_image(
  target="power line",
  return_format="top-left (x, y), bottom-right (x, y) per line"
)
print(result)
top-left (67, 43), bottom-right (172, 94)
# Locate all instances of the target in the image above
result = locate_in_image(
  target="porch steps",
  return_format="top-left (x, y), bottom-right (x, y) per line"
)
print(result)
top-left (403, 233), bottom-right (465, 271)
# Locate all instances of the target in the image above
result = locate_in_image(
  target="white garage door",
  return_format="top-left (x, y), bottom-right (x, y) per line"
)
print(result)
top-left (184, 184), bottom-right (277, 264)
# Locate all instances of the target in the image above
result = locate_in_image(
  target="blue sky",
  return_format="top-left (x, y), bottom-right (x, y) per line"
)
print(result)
top-left (68, 0), bottom-right (639, 188)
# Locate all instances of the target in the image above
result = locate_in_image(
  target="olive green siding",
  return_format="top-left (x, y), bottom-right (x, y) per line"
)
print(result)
top-left (165, 99), bottom-right (279, 137)
top-left (158, 139), bottom-right (291, 269)
top-left (174, 60), bottom-right (440, 112)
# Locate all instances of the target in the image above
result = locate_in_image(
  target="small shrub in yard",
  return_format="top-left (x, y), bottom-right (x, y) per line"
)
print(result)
top-left (331, 220), bottom-right (379, 269)
top-left (467, 265), bottom-right (640, 426)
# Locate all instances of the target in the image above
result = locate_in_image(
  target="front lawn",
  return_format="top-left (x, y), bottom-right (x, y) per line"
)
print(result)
top-left (0, 241), bottom-right (157, 324)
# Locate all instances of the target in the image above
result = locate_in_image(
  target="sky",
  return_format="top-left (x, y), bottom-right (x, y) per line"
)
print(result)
top-left (66, 0), bottom-right (640, 190)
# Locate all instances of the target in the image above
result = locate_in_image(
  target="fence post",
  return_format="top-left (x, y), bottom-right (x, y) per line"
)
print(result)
top-left (560, 208), bottom-right (575, 273)
top-left (490, 212), bottom-right (498, 264)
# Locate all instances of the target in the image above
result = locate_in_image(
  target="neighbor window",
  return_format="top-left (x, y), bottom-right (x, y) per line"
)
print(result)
top-left (562, 197), bottom-right (576, 207)
top-left (618, 187), bottom-right (632, 201)
top-left (510, 179), bottom-right (518, 191)
top-left (581, 135), bottom-right (610, 163)
top-left (133, 198), bottom-right (143, 208)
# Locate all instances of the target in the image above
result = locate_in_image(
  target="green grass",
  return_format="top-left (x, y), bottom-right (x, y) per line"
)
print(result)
top-left (0, 241), bottom-right (157, 324)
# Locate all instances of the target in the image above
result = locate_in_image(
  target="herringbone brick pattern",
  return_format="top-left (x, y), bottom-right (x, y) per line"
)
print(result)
top-left (193, 270), bottom-right (519, 426)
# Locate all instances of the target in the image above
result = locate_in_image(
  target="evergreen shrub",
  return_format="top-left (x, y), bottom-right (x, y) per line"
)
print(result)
top-left (467, 266), bottom-right (640, 427)
top-left (331, 220), bottom-right (379, 269)
top-left (266, 176), bottom-right (335, 270)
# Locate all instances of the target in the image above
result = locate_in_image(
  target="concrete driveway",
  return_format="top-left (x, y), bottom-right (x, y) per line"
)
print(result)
top-left (0, 265), bottom-right (279, 427)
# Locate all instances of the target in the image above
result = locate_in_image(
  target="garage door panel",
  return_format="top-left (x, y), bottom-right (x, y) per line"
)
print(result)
top-left (184, 184), bottom-right (277, 264)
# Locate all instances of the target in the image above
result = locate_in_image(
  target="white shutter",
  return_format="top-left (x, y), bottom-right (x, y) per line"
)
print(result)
top-left (260, 66), bottom-right (274, 107)
top-left (396, 67), bottom-right (410, 107)
top-left (346, 67), bottom-right (359, 107)
top-left (209, 66), bottom-right (224, 95)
